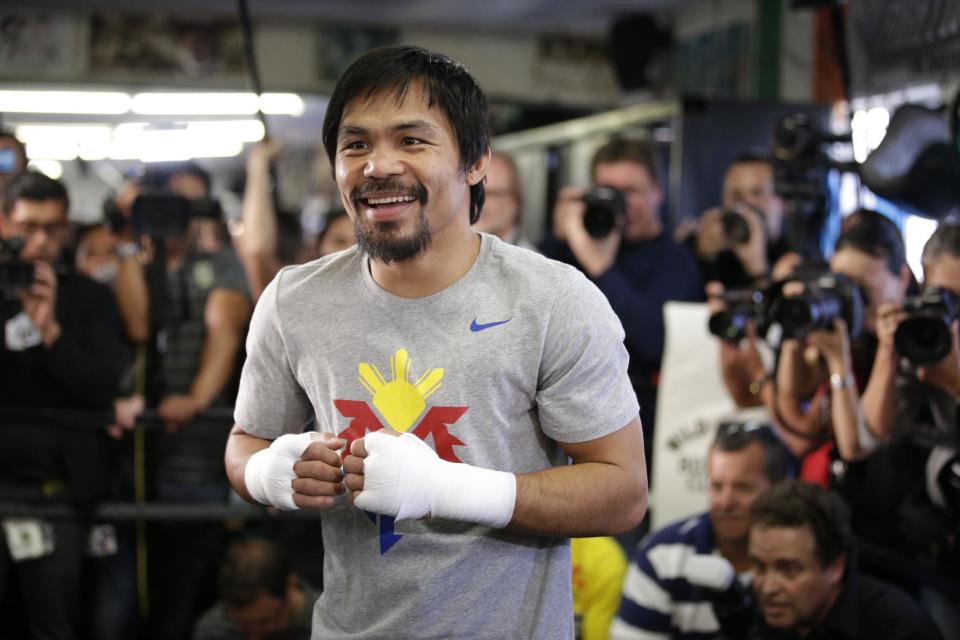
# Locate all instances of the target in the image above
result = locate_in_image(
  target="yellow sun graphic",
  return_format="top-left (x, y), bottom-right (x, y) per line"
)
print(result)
top-left (358, 348), bottom-right (444, 432)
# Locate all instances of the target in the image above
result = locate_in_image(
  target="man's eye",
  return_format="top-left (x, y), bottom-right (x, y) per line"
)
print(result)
top-left (342, 140), bottom-right (367, 151)
top-left (402, 137), bottom-right (423, 146)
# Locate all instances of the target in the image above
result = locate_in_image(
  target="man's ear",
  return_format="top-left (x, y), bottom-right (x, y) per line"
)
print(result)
top-left (825, 553), bottom-right (846, 587)
top-left (466, 148), bottom-right (492, 186)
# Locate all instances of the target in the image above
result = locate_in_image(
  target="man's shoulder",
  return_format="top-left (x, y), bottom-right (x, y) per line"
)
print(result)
top-left (58, 270), bottom-right (117, 310)
top-left (485, 233), bottom-right (589, 295)
top-left (834, 571), bottom-right (943, 639)
top-left (272, 247), bottom-right (361, 297)
top-left (643, 513), bottom-right (712, 549)
top-left (191, 601), bottom-right (240, 640)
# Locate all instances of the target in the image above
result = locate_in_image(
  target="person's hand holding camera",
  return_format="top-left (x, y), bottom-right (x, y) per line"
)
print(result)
top-left (916, 321), bottom-right (960, 400)
top-left (875, 302), bottom-right (907, 355)
top-left (807, 318), bottom-right (854, 382)
top-left (18, 261), bottom-right (61, 347)
top-left (552, 185), bottom-right (620, 278)
top-left (728, 205), bottom-right (769, 280)
top-left (696, 207), bottom-right (727, 260)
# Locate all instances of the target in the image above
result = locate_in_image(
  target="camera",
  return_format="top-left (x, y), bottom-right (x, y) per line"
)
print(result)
top-left (708, 288), bottom-right (772, 342)
top-left (0, 237), bottom-right (33, 298)
top-left (581, 186), bottom-right (626, 239)
top-left (894, 287), bottom-right (960, 365)
top-left (720, 209), bottom-right (751, 245)
top-left (771, 271), bottom-right (864, 341)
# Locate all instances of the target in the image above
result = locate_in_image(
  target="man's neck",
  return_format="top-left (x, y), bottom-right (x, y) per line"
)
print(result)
top-left (796, 583), bottom-right (843, 637)
top-left (369, 224), bottom-right (480, 298)
top-left (715, 537), bottom-right (751, 573)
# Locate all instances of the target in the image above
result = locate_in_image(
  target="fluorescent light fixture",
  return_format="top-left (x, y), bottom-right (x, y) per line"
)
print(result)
top-left (25, 141), bottom-right (80, 161)
top-left (131, 92), bottom-right (259, 115)
top-left (131, 91), bottom-right (304, 116)
top-left (260, 93), bottom-right (304, 115)
top-left (186, 119), bottom-right (265, 142)
top-left (0, 90), bottom-right (130, 114)
top-left (27, 160), bottom-right (63, 180)
top-left (16, 124), bottom-right (113, 144)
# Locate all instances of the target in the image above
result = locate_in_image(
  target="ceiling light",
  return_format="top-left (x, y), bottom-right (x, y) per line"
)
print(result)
top-left (0, 90), bottom-right (130, 114)
top-left (27, 160), bottom-right (64, 180)
top-left (131, 92), bottom-right (259, 115)
top-left (260, 93), bottom-right (304, 115)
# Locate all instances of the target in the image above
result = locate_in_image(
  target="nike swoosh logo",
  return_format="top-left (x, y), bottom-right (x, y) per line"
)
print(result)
top-left (470, 317), bottom-right (511, 332)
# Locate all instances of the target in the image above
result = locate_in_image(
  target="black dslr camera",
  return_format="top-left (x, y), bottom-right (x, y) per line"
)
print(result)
top-left (0, 237), bottom-right (33, 299)
top-left (581, 186), bottom-right (626, 239)
top-left (708, 288), bottom-right (773, 343)
top-left (894, 287), bottom-right (960, 365)
top-left (771, 271), bottom-right (865, 341)
top-left (721, 210), bottom-right (751, 245)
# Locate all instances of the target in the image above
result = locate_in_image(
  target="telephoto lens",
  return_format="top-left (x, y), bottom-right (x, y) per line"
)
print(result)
top-left (894, 287), bottom-right (960, 364)
top-left (581, 186), bottom-right (627, 239)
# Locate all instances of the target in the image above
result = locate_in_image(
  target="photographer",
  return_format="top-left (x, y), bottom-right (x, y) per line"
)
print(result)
top-left (748, 481), bottom-right (941, 639)
top-left (845, 221), bottom-right (960, 639)
top-left (540, 137), bottom-right (701, 440)
top-left (773, 210), bottom-right (914, 464)
top-left (0, 171), bottom-right (124, 640)
top-left (679, 153), bottom-right (796, 290)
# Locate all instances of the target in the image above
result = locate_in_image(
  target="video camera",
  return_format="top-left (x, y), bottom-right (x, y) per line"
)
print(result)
top-left (130, 191), bottom-right (224, 239)
top-left (581, 186), bottom-right (626, 239)
top-left (0, 237), bottom-right (33, 299)
top-left (771, 271), bottom-right (864, 341)
top-left (894, 287), bottom-right (960, 365)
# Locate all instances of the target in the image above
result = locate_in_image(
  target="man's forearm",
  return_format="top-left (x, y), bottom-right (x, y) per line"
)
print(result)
top-left (510, 461), bottom-right (647, 537)
top-left (508, 418), bottom-right (647, 537)
top-left (224, 425), bottom-right (271, 502)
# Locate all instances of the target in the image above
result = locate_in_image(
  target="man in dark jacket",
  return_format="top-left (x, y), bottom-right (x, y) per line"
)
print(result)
top-left (0, 171), bottom-right (124, 640)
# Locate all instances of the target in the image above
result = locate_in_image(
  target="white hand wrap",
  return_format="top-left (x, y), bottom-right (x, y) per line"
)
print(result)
top-left (353, 431), bottom-right (516, 528)
top-left (244, 432), bottom-right (319, 511)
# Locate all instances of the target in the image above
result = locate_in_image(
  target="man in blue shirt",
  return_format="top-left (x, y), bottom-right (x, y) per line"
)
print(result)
top-left (540, 138), bottom-right (702, 449)
top-left (611, 423), bottom-right (792, 639)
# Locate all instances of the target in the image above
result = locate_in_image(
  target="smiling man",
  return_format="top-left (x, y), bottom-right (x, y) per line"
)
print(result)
top-left (612, 422), bottom-right (791, 640)
top-left (224, 45), bottom-right (647, 638)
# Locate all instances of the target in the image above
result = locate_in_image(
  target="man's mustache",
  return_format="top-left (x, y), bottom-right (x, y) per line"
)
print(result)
top-left (351, 179), bottom-right (427, 208)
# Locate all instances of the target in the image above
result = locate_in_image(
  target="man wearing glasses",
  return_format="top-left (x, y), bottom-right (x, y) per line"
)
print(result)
top-left (0, 171), bottom-right (123, 640)
top-left (611, 422), bottom-right (793, 640)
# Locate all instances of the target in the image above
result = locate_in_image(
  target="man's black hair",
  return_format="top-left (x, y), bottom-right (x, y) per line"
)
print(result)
top-left (921, 222), bottom-right (960, 268)
top-left (836, 208), bottom-right (907, 277)
top-left (219, 538), bottom-right (292, 609)
top-left (712, 421), bottom-right (795, 484)
top-left (321, 45), bottom-right (490, 224)
top-left (2, 170), bottom-right (69, 215)
top-left (730, 150), bottom-right (775, 168)
top-left (590, 137), bottom-right (660, 186)
top-left (751, 480), bottom-right (853, 569)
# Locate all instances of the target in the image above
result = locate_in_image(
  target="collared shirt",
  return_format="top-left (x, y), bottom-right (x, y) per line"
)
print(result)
top-left (612, 513), bottom-right (736, 640)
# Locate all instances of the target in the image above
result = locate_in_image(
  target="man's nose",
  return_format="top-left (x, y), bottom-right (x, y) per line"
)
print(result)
top-left (364, 147), bottom-right (404, 178)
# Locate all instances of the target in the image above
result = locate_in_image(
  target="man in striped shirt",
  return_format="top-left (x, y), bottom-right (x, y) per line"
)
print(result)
top-left (612, 422), bottom-right (793, 639)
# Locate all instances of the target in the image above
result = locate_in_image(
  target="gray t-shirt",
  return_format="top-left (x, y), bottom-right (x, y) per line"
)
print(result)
top-left (235, 233), bottom-right (639, 639)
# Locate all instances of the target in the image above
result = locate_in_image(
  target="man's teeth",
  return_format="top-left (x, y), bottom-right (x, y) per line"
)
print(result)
top-left (367, 195), bottom-right (416, 205)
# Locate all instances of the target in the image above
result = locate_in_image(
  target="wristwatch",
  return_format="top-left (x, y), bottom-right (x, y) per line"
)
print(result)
top-left (829, 372), bottom-right (852, 390)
